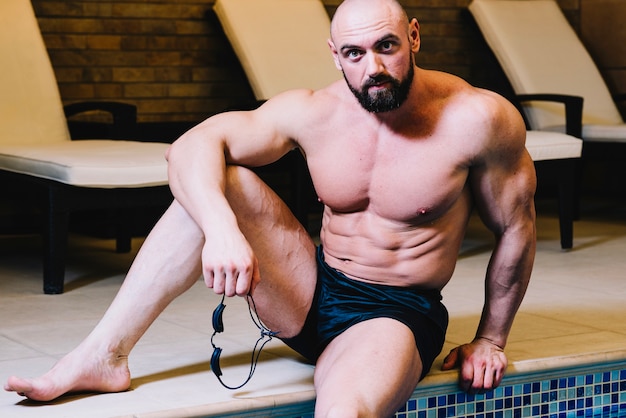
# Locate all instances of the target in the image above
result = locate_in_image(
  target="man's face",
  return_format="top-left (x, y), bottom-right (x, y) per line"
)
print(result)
top-left (329, 6), bottom-right (420, 114)
top-left (344, 52), bottom-right (414, 113)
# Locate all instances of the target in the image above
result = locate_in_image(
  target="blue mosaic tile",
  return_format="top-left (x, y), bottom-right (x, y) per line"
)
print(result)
top-left (392, 367), bottom-right (626, 418)
top-left (291, 366), bottom-right (626, 418)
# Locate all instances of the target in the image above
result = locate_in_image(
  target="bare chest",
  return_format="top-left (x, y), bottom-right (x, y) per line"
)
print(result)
top-left (306, 131), bottom-right (471, 223)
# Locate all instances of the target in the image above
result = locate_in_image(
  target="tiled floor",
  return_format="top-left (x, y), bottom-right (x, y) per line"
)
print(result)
top-left (1, 197), bottom-right (625, 418)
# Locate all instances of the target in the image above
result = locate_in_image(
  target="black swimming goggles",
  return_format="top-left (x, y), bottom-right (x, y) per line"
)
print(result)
top-left (210, 293), bottom-right (279, 390)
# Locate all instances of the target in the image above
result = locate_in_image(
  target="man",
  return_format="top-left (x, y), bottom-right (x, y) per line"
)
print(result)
top-left (5, 0), bottom-right (536, 416)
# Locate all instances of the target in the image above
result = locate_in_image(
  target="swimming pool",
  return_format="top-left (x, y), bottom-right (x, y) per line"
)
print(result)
top-left (200, 351), bottom-right (626, 418)
top-left (393, 352), bottom-right (626, 418)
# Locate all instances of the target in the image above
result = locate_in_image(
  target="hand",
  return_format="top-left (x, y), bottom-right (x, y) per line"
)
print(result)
top-left (441, 337), bottom-right (508, 393)
top-left (201, 231), bottom-right (260, 297)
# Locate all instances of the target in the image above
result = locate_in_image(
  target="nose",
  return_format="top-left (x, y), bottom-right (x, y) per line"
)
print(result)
top-left (365, 52), bottom-right (385, 77)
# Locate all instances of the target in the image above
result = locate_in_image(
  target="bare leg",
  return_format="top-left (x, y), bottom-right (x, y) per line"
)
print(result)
top-left (4, 201), bottom-right (204, 401)
top-left (222, 166), bottom-right (317, 336)
top-left (313, 318), bottom-right (422, 418)
top-left (4, 166), bottom-right (317, 401)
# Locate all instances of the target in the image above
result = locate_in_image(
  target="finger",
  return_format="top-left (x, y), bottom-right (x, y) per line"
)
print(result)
top-left (441, 348), bottom-right (458, 371)
top-left (468, 363), bottom-right (486, 394)
top-left (476, 366), bottom-right (488, 393)
top-left (482, 365), bottom-right (495, 390)
top-left (224, 265), bottom-right (238, 297)
top-left (459, 362), bottom-right (476, 393)
top-left (210, 267), bottom-right (226, 294)
top-left (493, 366), bottom-right (504, 388)
top-left (204, 270), bottom-right (215, 289)
top-left (247, 258), bottom-right (261, 295)
top-left (235, 260), bottom-right (255, 296)
top-left (491, 354), bottom-right (507, 388)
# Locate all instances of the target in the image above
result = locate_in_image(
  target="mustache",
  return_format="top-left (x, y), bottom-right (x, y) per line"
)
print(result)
top-left (363, 75), bottom-right (395, 88)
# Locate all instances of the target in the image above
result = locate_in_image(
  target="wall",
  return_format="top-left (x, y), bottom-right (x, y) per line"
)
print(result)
top-left (30, 0), bottom-right (621, 124)
top-left (579, 0), bottom-right (626, 116)
top-left (32, 0), bottom-right (248, 123)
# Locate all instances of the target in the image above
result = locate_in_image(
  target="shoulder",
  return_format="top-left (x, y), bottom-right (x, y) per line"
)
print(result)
top-left (456, 87), bottom-right (532, 177)
top-left (426, 70), bottom-right (522, 126)
top-left (472, 88), bottom-right (527, 159)
top-left (417, 70), bottom-right (530, 175)
top-left (255, 80), bottom-right (345, 117)
top-left (436, 75), bottom-right (527, 162)
top-left (251, 80), bottom-right (350, 143)
top-left (430, 71), bottom-right (522, 132)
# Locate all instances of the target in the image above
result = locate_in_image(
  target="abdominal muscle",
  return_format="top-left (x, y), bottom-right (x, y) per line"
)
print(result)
top-left (319, 190), bottom-right (472, 290)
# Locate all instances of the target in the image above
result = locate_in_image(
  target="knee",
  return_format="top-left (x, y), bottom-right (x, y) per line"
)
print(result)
top-left (223, 165), bottom-right (286, 217)
top-left (319, 404), bottom-right (365, 418)
top-left (223, 165), bottom-right (263, 199)
top-left (316, 400), bottom-right (380, 418)
top-left (224, 164), bottom-right (256, 183)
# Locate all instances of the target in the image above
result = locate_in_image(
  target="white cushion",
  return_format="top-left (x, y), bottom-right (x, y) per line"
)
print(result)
top-left (214, 0), bottom-right (340, 100)
top-left (468, 0), bottom-right (624, 132)
top-left (0, 140), bottom-right (169, 188)
top-left (583, 124), bottom-right (626, 143)
top-left (524, 131), bottom-right (582, 161)
top-left (1, 0), bottom-right (170, 190)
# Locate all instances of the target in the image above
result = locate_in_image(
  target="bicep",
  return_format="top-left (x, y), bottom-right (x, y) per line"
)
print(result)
top-left (470, 136), bottom-right (537, 236)
top-left (212, 106), bottom-right (297, 167)
top-left (179, 92), bottom-right (305, 168)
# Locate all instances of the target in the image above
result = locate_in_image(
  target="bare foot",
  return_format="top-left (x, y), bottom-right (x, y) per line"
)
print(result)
top-left (4, 346), bottom-right (131, 402)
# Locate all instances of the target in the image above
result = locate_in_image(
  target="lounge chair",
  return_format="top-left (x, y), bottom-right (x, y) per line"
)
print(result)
top-left (0, 0), bottom-right (172, 293)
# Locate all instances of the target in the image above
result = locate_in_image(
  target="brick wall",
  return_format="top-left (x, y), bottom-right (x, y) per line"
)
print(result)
top-left (32, 0), bottom-right (249, 123)
top-left (32, 0), bottom-right (605, 125)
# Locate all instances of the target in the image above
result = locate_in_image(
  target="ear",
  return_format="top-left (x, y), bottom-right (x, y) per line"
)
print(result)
top-left (409, 18), bottom-right (421, 54)
top-left (328, 39), bottom-right (342, 71)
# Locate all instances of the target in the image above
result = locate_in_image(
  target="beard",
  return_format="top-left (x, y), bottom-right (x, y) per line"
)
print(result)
top-left (346, 55), bottom-right (415, 113)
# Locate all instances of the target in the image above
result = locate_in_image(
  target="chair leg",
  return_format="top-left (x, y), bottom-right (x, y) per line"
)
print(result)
top-left (556, 159), bottom-right (577, 250)
top-left (43, 204), bottom-right (69, 294)
top-left (573, 157), bottom-right (583, 221)
top-left (115, 210), bottom-right (132, 253)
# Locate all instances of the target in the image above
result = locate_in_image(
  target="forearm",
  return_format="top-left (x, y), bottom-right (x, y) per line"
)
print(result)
top-left (166, 121), bottom-right (239, 235)
top-left (475, 224), bottom-right (536, 348)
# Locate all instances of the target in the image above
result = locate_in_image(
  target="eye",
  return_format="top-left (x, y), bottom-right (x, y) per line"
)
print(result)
top-left (345, 49), bottom-right (363, 60)
top-left (379, 41), bottom-right (396, 53)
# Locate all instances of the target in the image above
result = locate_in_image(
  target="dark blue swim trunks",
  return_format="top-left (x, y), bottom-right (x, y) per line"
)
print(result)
top-left (280, 246), bottom-right (449, 379)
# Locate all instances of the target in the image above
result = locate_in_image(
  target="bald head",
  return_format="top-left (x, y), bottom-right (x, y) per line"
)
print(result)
top-left (330, 0), bottom-right (409, 41)
top-left (327, 0), bottom-right (420, 113)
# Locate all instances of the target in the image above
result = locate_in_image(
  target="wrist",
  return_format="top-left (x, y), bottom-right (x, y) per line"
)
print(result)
top-left (474, 336), bottom-right (505, 351)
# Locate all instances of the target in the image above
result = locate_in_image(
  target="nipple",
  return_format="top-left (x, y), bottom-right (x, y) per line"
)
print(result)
top-left (417, 207), bottom-right (429, 216)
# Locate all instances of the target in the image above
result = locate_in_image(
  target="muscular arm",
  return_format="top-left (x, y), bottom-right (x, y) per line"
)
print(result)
top-left (165, 92), bottom-right (304, 295)
top-left (471, 104), bottom-right (536, 347)
top-left (443, 92), bottom-right (537, 392)
top-left (167, 101), bottom-right (297, 229)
